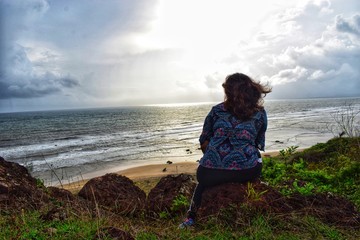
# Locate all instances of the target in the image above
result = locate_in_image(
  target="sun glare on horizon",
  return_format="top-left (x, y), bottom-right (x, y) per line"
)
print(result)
top-left (1, 0), bottom-right (359, 113)
top-left (137, 1), bottom-right (267, 53)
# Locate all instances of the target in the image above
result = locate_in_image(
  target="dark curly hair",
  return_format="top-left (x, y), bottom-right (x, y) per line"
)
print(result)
top-left (222, 73), bottom-right (271, 121)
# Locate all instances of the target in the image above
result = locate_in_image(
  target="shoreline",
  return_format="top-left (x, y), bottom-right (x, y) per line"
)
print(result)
top-left (61, 161), bottom-right (199, 192)
top-left (61, 150), bottom-right (283, 192)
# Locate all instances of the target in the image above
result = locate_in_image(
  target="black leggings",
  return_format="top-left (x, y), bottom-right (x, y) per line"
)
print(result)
top-left (188, 163), bottom-right (262, 218)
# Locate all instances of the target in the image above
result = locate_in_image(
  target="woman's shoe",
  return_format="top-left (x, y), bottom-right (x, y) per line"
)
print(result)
top-left (178, 217), bottom-right (195, 229)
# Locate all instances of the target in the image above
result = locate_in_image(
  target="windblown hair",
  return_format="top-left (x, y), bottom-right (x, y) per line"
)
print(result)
top-left (222, 73), bottom-right (272, 121)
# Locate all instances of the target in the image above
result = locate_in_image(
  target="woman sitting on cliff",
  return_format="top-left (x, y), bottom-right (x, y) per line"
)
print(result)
top-left (179, 72), bottom-right (271, 228)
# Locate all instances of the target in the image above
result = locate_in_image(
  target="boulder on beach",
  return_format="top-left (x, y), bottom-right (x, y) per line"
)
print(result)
top-left (78, 173), bottom-right (146, 216)
top-left (146, 173), bottom-right (196, 216)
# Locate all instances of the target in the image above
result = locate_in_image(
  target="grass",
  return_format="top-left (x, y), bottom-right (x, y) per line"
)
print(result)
top-left (1, 211), bottom-right (356, 240)
top-left (1, 137), bottom-right (359, 239)
top-left (262, 137), bottom-right (360, 207)
top-left (0, 211), bottom-right (102, 240)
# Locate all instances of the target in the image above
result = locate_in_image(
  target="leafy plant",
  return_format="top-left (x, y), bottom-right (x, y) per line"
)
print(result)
top-left (159, 210), bottom-right (170, 219)
top-left (247, 182), bottom-right (268, 201)
top-left (262, 137), bottom-right (360, 206)
top-left (170, 194), bottom-right (189, 212)
top-left (279, 145), bottom-right (299, 166)
top-left (292, 180), bottom-right (315, 196)
top-left (261, 158), bottom-right (288, 185)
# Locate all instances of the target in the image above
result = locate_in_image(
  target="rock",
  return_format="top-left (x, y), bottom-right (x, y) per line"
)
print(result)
top-left (78, 173), bottom-right (146, 216)
top-left (40, 206), bottom-right (68, 221)
top-left (146, 174), bottom-right (196, 216)
top-left (197, 180), bottom-right (287, 220)
top-left (47, 186), bottom-right (75, 202)
top-left (0, 156), bottom-right (89, 214)
top-left (0, 156), bottom-right (49, 211)
top-left (197, 180), bottom-right (359, 228)
top-left (95, 227), bottom-right (134, 240)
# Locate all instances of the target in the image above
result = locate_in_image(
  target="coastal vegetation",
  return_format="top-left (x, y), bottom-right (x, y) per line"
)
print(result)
top-left (0, 137), bottom-right (359, 239)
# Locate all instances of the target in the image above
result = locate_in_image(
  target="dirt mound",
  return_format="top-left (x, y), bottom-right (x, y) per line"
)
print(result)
top-left (47, 186), bottom-right (75, 202)
top-left (78, 173), bottom-right (146, 216)
top-left (287, 193), bottom-right (359, 227)
top-left (198, 181), bottom-right (359, 227)
top-left (1, 156), bottom-right (358, 229)
top-left (0, 157), bottom-right (90, 215)
top-left (147, 174), bottom-right (196, 216)
top-left (198, 180), bottom-right (287, 217)
top-left (0, 156), bottom-right (49, 211)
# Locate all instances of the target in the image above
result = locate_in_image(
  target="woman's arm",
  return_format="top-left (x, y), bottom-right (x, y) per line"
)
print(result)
top-left (200, 140), bottom-right (209, 153)
top-left (255, 110), bottom-right (267, 151)
top-left (199, 108), bottom-right (215, 153)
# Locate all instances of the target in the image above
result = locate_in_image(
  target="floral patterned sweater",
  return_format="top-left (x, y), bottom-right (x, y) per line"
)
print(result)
top-left (199, 103), bottom-right (267, 170)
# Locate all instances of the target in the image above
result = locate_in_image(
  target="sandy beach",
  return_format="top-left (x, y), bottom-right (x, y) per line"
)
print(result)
top-left (62, 151), bottom-right (281, 192)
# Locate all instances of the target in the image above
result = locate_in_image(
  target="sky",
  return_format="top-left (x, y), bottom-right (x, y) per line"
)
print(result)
top-left (0, 0), bottom-right (359, 113)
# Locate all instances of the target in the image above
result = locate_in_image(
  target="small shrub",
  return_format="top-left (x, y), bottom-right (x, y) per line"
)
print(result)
top-left (279, 146), bottom-right (299, 165)
top-left (247, 182), bottom-right (268, 201)
top-left (292, 180), bottom-right (315, 196)
top-left (159, 210), bottom-right (170, 219)
top-left (170, 194), bottom-right (189, 213)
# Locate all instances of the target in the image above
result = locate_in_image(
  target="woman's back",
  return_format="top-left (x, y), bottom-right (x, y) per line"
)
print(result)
top-left (199, 103), bottom-right (267, 170)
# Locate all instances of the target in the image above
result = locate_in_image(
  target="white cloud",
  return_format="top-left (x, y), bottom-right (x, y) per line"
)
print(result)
top-left (204, 72), bottom-right (226, 90)
top-left (335, 14), bottom-right (360, 35)
top-left (0, 0), bottom-right (359, 112)
top-left (231, 0), bottom-right (360, 98)
top-left (265, 66), bottom-right (309, 85)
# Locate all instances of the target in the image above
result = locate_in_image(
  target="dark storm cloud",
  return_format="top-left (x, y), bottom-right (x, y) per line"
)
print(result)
top-left (0, 43), bottom-right (80, 99)
top-left (57, 77), bottom-right (80, 88)
top-left (0, 80), bottom-right (59, 99)
top-left (0, 72), bottom-right (80, 99)
top-left (0, 0), bottom-right (156, 102)
top-left (0, 76), bottom-right (80, 99)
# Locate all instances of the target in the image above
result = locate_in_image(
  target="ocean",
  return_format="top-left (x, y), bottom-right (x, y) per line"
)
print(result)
top-left (1, 97), bottom-right (359, 185)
